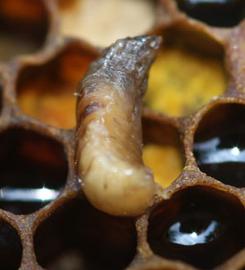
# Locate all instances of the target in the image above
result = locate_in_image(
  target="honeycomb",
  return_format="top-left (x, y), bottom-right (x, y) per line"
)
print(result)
top-left (0, 0), bottom-right (244, 269)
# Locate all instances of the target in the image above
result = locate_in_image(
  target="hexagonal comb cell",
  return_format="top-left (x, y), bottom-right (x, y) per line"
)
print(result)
top-left (0, 0), bottom-right (49, 61)
top-left (144, 27), bottom-right (228, 117)
top-left (193, 103), bottom-right (245, 188)
top-left (147, 186), bottom-right (245, 269)
top-left (0, 220), bottom-right (22, 269)
top-left (17, 42), bottom-right (97, 129)
top-left (34, 198), bottom-right (137, 270)
top-left (57, 0), bottom-right (157, 47)
top-left (175, 0), bottom-right (245, 27)
top-left (0, 127), bottom-right (68, 214)
top-left (142, 117), bottom-right (184, 188)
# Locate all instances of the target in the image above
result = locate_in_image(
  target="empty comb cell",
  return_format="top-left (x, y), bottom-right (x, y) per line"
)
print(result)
top-left (34, 198), bottom-right (137, 270)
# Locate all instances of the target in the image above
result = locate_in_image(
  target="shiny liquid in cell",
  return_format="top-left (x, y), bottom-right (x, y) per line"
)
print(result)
top-left (0, 187), bottom-right (60, 215)
top-left (0, 129), bottom-right (68, 214)
top-left (176, 0), bottom-right (245, 27)
top-left (167, 215), bottom-right (221, 246)
top-left (154, 208), bottom-right (241, 268)
top-left (148, 188), bottom-right (245, 269)
top-left (194, 132), bottom-right (245, 187)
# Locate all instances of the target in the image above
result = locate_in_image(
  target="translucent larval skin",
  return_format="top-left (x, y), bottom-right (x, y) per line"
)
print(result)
top-left (76, 36), bottom-right (161, 216)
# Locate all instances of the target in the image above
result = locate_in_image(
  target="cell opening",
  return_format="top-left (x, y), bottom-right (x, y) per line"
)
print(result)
top-left (144, 28), bottom-right (228, 117)
top-left (0, 127), bottom-right (68, 214)
top-left (34, 198), bottom-right (137, 270)
top-left (17, 43), bottom-right (96, 129)
top-left (175, 0), bottom-right (245, 27)
top-left (142, 118), bottom-right (184, 188)
top-left (57, 0), bottom-right (156, 47)
top-left (0, 0), bottom-right (49, 61)
top-left (0, 220), bottom-right (22, 269)
top-left (148, 186), bottom-right (245, 269)
top-left (193, 103), bottom-right (245, 188)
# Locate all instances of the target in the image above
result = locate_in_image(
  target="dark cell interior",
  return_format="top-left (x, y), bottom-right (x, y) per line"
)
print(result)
top-left (148, 186), bottom-right (245, 269)
top-left (0, 220), bottom-right (22, 270)
top-left (176, 0), bottom-right (245, 27)
top-left (34, 197), bottom-right (137, 270)
top-left (193, 103), bottom-right (245, 188)
top-left (0, 128), bottom-right (68, 214)
top-left (0, 0), bottom-right (49, 61)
